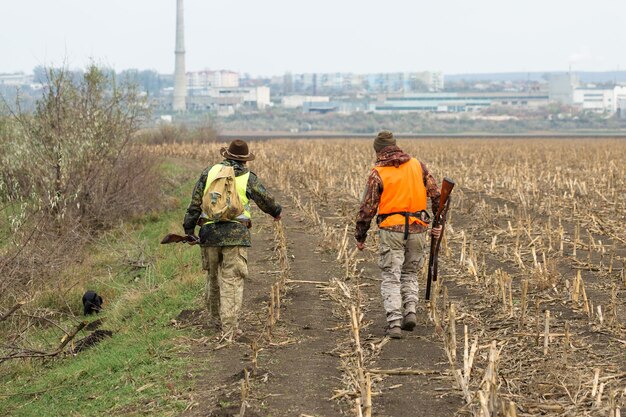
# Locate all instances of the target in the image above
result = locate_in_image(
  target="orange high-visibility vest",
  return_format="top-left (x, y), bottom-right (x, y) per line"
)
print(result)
top-left (375, 158), bottom-right (428, 228)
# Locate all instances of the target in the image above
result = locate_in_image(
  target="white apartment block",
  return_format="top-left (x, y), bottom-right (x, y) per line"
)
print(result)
top-left (550, 74), bottom-right (626, 113)
top-left (187, 86), bottom-right (270, 112)
top-left (187, 70), bottom-right (239, 89)
top-left (572, 86), bottom-right (626, 113)
top-left (0, 72), bottom-right (32, 86)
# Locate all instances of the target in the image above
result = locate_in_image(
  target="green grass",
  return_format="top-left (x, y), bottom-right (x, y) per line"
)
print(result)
top-left (0, 160), bottom-right (209, 416)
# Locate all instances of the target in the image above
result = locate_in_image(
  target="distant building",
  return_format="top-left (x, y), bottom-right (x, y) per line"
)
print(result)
top-left (187, 70), bottom-right (239, 89)
top-left (375, 92), bottom-right (548, 113)
top-left (0, 72), bottom-right (32, 86)
top-left (286, 71), bottom-right (443, 94)
top-left (619, 99), bottom-right (626, 119)
top-left (302, 100), bottom-right (375, 114)
top-left (572, 86), bottom-right (626, 113)
top-left (413, 71), bottom-right (444, 91)
top-left (549, 73), bottom-right (579, 105)
top-left (187, 86), bottom-right (270, 114)
top-left (282, 95), bottom-right (329, 108)
top-left (363, 72), bottom-right (444, 93)
top-left (301, 102), bottom-right (338, 114)
top-left (549, 73), bottom-right (626, 113)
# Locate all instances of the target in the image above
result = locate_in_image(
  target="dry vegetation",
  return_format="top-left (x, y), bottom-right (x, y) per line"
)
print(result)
top-left (150, 138), bottom-right (625, 416)
top-left (0, 66), bottom-right (162, 362)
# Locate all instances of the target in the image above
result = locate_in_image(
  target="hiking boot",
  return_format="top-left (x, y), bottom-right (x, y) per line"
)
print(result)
top-left (386, 320), bottom-right (403, 339)
top-left (401, 312), bottom-right (417, 331)
top-left (208, 318), bottom-right (221, 331)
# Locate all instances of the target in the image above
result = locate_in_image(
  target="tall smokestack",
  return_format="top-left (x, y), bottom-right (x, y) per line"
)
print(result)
top-left (173, 0), bottom-right (186, 112)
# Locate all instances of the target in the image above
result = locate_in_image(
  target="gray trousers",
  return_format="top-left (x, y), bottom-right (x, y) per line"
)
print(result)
top-left (378, 230), bottom-right (426, 323)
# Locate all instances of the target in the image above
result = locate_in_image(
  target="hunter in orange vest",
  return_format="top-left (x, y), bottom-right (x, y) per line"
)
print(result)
top-left (355, 131), bottom-right (442, 339)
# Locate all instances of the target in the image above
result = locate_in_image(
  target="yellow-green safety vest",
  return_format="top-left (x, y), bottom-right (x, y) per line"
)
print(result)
top-left (202, 164), bottom-right (251, 223)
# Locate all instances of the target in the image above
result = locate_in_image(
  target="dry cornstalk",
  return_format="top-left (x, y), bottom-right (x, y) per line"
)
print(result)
top-left (519, 280), bottom-right (528, 329)
top-left (608, 241), bottom-right (615, 273)
top-left (274, 283), bottom-right (281, 321)
top-left (591, 368), bottom-right (600, 397)
top-left (543, 310), bottom-right (550, 355)
top-left (350, 307), bottom-right (362, 356)
top-left (564, 322), bottom-right (571, 349)
top-left (478, 391), bottom-right (490, 417)
top-left (608, 284), bottom-right (618, 324)
top-left (363, 373), bottom-right (372, 417)
top-left (350, 305), bottom-right (366, 402)
top-left (531, 246), bottom-right (538, 269)
top-left (270, 286), bottom-right (276, 327)
top-left (572, 271), bottom-right (581, 302)
top-left (484, 341), bottom-right (498, 384)
top-left (448, 303), bottom-right (457, 364)
top-left (507, 278), bottom-right (513, 317)
top-left (286, 279), bottom-right (328, 285)
top-left (368, 368), bottom-right (440, 376)
top-left (460, 231), bottom-right (466, 265)
top-left (514, 332), bottom-right (566, 337)
top-left (595, 382), bottom-right (605, 408)
top-left (463, 326), bottom-right (478, 388)
top-left (499, 271), bottom-right (507, 306)
top-left (580, 278), bottom-right (590, 315)
top-left (239, 369), bottom-right (249, 417)
top-left (250, 341), bottom-right (259, 376)
top-left (355, 397), bottom-right (364, 417)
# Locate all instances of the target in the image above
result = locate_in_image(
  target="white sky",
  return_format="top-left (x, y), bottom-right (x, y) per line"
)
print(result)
top-left (2, 0), bottom-right (625, 76)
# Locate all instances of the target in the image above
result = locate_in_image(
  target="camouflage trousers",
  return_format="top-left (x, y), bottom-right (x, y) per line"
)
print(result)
top-left (201, 246), bottom-right (249, 332)
top-left (378, 230), bottom-right (426, 323)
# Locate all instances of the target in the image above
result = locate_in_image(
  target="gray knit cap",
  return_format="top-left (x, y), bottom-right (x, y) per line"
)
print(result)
top-left (373, 130), bottom-right (396, 152)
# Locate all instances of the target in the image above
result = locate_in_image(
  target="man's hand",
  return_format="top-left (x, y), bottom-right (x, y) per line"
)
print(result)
top-left (274, 214), bottom-right (282, 222)
top-left (356, 241), bottom-right (365, 251)
top-left (186, 234), bottom-right (199, 245)
top-left (430, 225), bottom-right (443, 239)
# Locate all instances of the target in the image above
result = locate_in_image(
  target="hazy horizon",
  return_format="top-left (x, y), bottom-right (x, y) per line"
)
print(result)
top-left (3, 0), bottom-right (626, 76)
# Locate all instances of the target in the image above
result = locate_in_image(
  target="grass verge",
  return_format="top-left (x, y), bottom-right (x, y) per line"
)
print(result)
top-left (0, 158), bottom-right (209, 416)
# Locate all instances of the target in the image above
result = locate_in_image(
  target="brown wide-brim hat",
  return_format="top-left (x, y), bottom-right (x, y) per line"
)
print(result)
top-left (220, 139), bottom-right (255, 161)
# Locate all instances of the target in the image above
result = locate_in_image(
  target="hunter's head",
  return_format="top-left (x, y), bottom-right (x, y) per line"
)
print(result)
top-left (373, 130), bottom-right (396, 153)
top-left (220, 139), bottom-right (255, 163)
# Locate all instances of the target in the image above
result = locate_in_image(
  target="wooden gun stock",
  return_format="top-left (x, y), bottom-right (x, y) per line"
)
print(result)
top-left (425, 177), bottom-right (455, 301)
top-left (160, 234), bottom-right (199, 245)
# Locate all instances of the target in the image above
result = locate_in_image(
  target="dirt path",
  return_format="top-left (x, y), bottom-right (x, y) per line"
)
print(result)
top-left (182, 192), bottom-right (464, 416)
top-left (183, 202), bottom-right (345, 416)
top-left (356, 260), bottom-right (463, 417)
top-left (251, 216), bottom-right (343, 416)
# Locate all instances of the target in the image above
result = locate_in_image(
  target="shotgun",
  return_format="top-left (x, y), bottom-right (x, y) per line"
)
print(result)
top-left (160, 234), bottom-right (199, 245)
top-left (425, 177), bottom-right (455, 301)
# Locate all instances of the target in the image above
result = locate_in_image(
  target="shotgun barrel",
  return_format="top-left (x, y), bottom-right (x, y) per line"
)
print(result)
top-left (425, 177), bottom-right (455, 301)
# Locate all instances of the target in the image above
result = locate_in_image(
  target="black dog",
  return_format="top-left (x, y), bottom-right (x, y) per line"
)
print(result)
top-left (82, 290), bottom-right (103, 315)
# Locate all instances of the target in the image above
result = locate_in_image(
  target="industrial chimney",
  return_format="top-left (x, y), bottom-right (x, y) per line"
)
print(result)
top-left (173, 0), bottom-right (186, 112)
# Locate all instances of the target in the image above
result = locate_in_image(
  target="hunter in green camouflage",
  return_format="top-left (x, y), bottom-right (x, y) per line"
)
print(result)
top-left (184, 140), bottom-right (282, 337)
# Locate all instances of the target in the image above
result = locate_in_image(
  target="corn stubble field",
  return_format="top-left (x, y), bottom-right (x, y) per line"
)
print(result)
top-left (152, 138), bottom-right (625, 417)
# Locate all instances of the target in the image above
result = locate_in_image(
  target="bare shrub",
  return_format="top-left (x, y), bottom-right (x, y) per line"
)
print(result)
top-left (0, 65), bottom-right (161, 306)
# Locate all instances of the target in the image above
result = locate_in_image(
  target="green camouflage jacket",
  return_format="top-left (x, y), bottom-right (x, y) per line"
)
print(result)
top-left (183, 159), bottom-right (282, 247)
